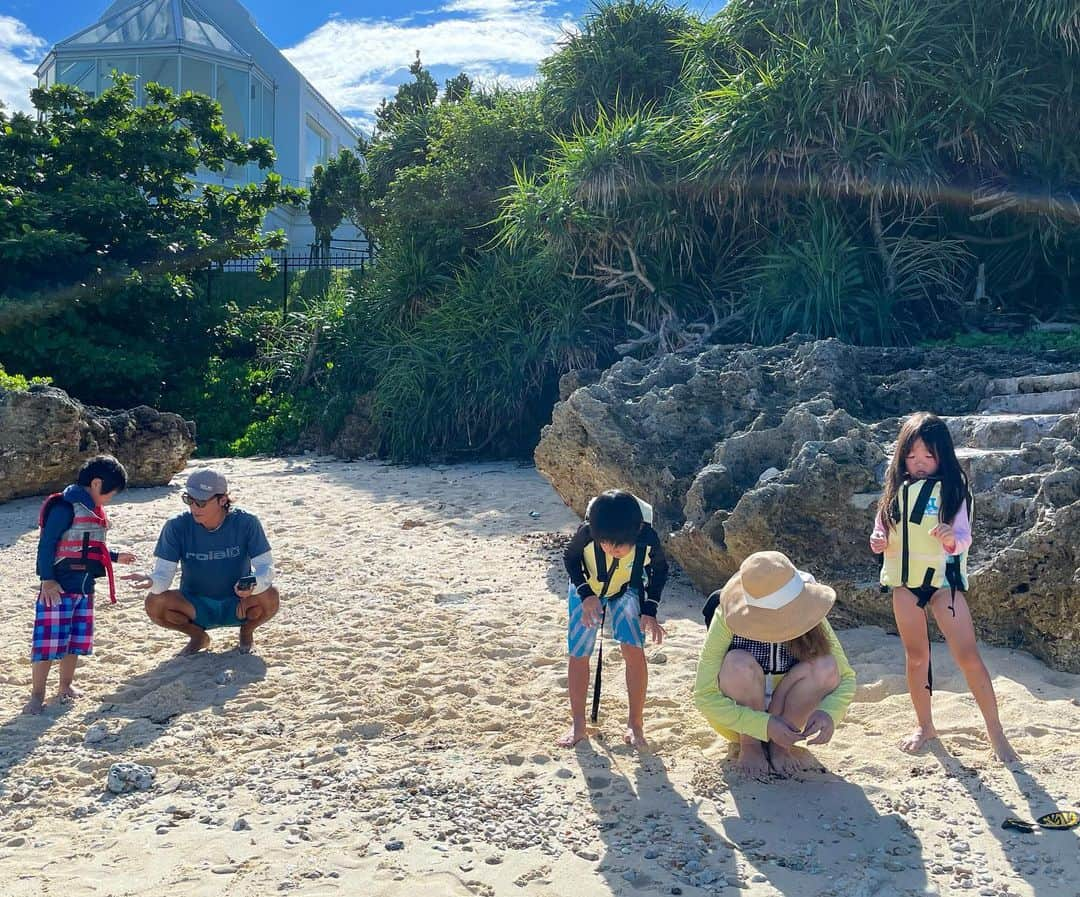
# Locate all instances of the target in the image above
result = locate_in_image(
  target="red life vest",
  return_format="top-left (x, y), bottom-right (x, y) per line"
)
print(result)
top-left (39, 493), bottom-right (116, 603)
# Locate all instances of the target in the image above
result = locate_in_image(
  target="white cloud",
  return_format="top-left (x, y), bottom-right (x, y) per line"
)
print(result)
top-left (283, 0), bottom-right (576, 129)
top-left (0, 15), bottom-right (46, 115)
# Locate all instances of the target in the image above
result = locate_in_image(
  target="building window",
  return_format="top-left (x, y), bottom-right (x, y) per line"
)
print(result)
top-left (140, 55), bottom-right (178, 95)
top-left (98, 57), bottom-right (138, 96)
top-left (251, 78), bottom-right (274, 141)
top-left (57, 58), bottom-right (97, 95)
top-left (180, 56), bottom-right (212, 98)
top-left (304, 120), bottom-right (331, 181)
top-left (216, 65), bottom-right (248, 138)
top-left (248, 78), bottom-right (275, 183)
top-left (216, 64), bottom-right (249, 180)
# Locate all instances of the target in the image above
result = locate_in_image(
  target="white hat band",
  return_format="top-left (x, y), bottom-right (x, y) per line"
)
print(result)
top-left (744, 570), bottom-right (813, 610)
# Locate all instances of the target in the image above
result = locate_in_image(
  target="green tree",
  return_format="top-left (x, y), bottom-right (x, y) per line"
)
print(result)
top-left (307, 149), bottom-right (368, 253)
top-left (0, 76), bottom-right (303, 316)
top-left (0, 74), bottom-right (305, 405)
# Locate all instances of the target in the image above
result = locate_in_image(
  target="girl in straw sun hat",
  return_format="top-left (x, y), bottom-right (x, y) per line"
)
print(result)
top-left (694, 551), bottom-right (856, 778)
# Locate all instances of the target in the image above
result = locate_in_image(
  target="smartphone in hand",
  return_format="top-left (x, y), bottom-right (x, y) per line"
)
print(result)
top-left (236, 575), bottom-right (257, 591)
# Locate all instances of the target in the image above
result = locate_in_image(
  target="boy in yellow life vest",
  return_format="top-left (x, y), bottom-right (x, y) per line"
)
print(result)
top-left (871, 412), bottom-right (1018, 763)
top-left (558, 490), bottom-right (668, 749)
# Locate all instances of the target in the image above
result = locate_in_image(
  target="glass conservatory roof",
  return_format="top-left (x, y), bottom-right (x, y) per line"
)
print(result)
top-left (57, 0), bottom-right (249, 59)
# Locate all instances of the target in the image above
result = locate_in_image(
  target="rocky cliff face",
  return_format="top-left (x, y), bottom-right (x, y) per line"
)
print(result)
top-left (0, 386), bottom-right (196, 503)
top-left (536, 337), bottom-right (1080, 671)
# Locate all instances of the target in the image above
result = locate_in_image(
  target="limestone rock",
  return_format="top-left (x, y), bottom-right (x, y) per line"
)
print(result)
top-left (0, 385), bottom-right (194, 503)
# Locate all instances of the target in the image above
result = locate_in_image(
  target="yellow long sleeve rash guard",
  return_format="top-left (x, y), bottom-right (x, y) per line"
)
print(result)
top-left (693, 614), bottom-right (856, 743)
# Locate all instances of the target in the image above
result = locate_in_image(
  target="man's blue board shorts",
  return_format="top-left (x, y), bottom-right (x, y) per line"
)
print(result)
top-left (185, 593), bottom-right (243, 630)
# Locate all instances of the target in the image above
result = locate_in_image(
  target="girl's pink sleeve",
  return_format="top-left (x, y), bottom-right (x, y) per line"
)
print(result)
top-left (870, 508), bottom-right (888, 553)
top-left (950, 500), bottom-right (972, 555)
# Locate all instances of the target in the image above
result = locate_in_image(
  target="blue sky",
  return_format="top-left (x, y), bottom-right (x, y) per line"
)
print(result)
top-left (0, 0), bottom-right (724, 130)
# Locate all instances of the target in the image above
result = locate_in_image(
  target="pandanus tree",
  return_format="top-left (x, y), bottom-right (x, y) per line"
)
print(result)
top-left (501, 0), bottom-right (1080, 348)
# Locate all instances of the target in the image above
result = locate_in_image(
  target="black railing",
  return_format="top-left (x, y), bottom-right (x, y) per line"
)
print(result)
top-left (206, 242), bottom-right (376, 318)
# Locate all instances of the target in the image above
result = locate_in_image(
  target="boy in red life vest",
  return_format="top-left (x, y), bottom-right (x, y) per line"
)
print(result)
top-left (23, 455), bottom-right (137, 715)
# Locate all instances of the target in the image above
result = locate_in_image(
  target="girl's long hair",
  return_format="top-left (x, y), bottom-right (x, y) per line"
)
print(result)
top-left (785, 622), bottom-right (831, 661)
top-left (878, 412), bottom-right (968, 531)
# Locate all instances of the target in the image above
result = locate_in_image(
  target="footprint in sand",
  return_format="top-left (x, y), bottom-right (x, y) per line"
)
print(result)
top-left (854, 675), bottom-right (908, 703)
top-left (371, 872), bottom-right (473, 897)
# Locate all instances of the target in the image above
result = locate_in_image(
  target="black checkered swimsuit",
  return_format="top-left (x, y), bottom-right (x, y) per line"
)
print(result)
top-left (729, 635), bottom-right (797, 675)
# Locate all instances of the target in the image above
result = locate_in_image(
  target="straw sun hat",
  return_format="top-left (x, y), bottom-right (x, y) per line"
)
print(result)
top-left (719, 550), bottom-right (836, 643)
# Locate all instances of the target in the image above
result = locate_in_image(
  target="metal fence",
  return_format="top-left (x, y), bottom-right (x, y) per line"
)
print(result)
top-left (206, 240), bottom-right (376, 317)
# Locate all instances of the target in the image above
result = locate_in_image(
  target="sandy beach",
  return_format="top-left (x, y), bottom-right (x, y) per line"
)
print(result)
top-left (1, 456), bottom-right (1078, 896)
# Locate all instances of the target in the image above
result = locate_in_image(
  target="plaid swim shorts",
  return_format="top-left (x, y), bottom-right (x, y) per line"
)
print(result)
top-left (31, 592), bottom-right (94, 662)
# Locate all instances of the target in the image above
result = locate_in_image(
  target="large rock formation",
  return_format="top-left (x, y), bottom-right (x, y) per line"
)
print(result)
top-left (0, 385), bottom-right (196, 503)
top-left (536, 336), bottom-right (1080, 671)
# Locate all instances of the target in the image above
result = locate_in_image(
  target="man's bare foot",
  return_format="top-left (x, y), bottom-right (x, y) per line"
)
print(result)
top-left (56, 684), bottom-right (83, 703)
top-left (178, 632), bottom-right (211, 656)
top-left (990, 731), bottom-right (1020, 764)
top-left (22, 694), bottom-right (45, 715)
top-left (624, 725), bottom-right (648, 749)
top-left (734, 740), bottom-right (771, 778)
top-left (557, 723), bottom-right (588, 748)
top-left (899, 725), bottom-right (937, 753)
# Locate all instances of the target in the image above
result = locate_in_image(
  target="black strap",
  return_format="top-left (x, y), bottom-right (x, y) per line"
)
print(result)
top-left (590, 554), bottom-right (617, 724)
top-left (944, 560), bottom-right (963, 618)
top-left (82, 530), bottom-right (91, 560)
top-left (900, 483), bottom-right (911, 584)
top-left (909, 478), bottom-right (938, 524)
top-left (593, 542), bottom-right (607, 586)
top-left (628, 542), bottom-right (647, 596)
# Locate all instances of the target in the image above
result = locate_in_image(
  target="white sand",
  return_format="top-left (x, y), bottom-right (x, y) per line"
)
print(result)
top-left (1, 457), bottom-right (1078, 896)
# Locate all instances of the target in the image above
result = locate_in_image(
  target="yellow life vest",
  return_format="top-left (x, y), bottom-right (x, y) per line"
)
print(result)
top-left (880, 478), bottom-right (969, 592)
top-left (582, 540), bottom-right (654, 599)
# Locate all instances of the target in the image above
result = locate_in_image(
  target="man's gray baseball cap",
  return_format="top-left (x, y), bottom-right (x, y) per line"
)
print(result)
top-left (185, 469), bottom-right (228, 501)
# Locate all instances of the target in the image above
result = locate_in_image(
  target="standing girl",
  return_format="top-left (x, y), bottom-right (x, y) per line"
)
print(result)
top-left (870, 412), bottom-right (1018, 762)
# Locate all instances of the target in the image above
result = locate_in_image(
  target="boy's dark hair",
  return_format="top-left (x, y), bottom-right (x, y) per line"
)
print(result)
top-left (77, 454), bottom-right (128, 495)
top-left (588, 490), bottom-right (643, 545)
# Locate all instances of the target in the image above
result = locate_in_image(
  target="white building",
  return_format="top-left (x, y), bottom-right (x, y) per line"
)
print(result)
top-left (35, 0), bottom-right (364, 252)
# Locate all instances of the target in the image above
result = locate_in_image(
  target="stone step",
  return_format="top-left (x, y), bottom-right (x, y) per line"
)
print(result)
top-left (978, 389), bottom-right (1080, 414)
top-left (945, 413), bottom-right (1065, 449)
top-left (985, 371), bottom-right (1080, 395)
top-left (955, 447), bottom-right (1025, 492)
